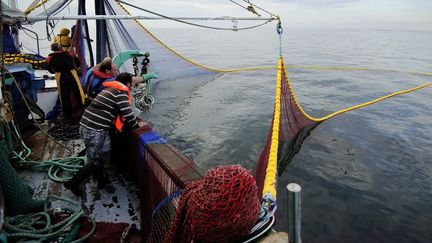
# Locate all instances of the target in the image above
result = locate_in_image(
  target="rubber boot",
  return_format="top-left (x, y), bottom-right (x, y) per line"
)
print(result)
top-left (95, 169), bottom-right (111, 189)
top-left (64, 163), bottom-right (97, 196)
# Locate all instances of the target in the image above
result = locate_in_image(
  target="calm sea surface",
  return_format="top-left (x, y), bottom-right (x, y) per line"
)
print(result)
top-left (25, 26), bottom-right (432, 242)
top-left (141, 27), bottom-right (432, 243)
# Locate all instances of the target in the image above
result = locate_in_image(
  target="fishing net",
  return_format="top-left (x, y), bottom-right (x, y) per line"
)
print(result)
top-left (255, 57), bottom-right (318, 198)
top-left (0, 140), bottom-right (44, 216)
top-left (110, 125), bottom-right (203, 242)
top-left (166, 164), bottom-right (260, 243)
top-left (70, 18), bottom-right (89, 84)
top-left (104, 0), bottom-right (220, 81)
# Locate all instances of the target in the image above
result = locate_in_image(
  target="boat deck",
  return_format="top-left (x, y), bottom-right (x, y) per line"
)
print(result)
top-left (17, 123), bottom-right (141, 228)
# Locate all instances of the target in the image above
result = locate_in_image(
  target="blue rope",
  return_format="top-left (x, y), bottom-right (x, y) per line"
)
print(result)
top-left (152, 189), bottom-right (184, 218)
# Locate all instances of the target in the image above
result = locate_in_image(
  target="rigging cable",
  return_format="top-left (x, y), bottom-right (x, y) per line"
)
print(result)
top-left (116, 0), bottom-right (275, 31)
top-left (242, 0), bottom-right (278, 19)
top-left (114, 0), bottom-right (276, 73)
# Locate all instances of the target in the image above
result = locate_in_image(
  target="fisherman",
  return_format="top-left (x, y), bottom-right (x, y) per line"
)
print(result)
top-left (83, 57), bottom-right (157, 106)
top-left (82, 57), bottom-right (118, 106)
top-left (64, 72), bottom-right (147, 196)
top-left (53, 27), bottom-right (72, 51)
top-left (46, 43), bottom-right (85, 119)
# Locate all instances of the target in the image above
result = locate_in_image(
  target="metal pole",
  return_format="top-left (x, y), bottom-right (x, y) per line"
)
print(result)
top-left (287, 183), bottom-right (302, 243)
top-left (21, 27), bottom-right (40, 54)
top-left (1, 6), bottom-right (4, 102)
top-left (20, 15), bottom-right (274, 22)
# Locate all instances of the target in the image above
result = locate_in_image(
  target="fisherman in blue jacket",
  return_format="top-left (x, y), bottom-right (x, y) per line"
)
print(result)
top-left (83, 57), bottom-right (158, 106)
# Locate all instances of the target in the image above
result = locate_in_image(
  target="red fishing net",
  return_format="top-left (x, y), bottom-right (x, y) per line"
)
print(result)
top-left (166, 164), bottom-right (260, 243)
top-left (256, 59), bottom-right (318, 197)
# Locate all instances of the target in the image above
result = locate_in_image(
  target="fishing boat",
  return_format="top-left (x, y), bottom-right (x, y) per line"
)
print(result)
top-left (2, 1), bottom-right (431, 243)
top-left (0, 0), bottom-right (292, 242)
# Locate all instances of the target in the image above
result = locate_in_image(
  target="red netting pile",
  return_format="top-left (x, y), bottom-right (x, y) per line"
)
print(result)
top-left (166, 164), bottom-right (260, 243)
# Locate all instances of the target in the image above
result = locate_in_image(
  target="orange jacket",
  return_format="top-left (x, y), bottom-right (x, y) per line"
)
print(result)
top-left (102, 81), bottom-right (131, 132)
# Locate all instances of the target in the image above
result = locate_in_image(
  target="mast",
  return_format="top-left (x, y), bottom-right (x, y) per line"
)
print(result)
top-left (79, 0), bottom-right (94, 66)
top-left (95, 0), bottom-right (108, 63)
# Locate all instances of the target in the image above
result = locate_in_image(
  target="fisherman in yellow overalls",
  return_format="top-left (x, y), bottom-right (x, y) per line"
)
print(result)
top-left (46, 43), bottom-right (85, 118)
top-left (53, 27), bottom-right (72, 52)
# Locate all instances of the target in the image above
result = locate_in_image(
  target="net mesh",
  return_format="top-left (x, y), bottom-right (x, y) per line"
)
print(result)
top-left (256, 57), bottom-right (318, 198)
top-left (0, 140), bottom-right (44, 216)
top-left (111, 126), bottom-right (204, 242)
top-left (166, 164), bottom-right (260, 243)
top-left (104, 0), bottom-right (220, 81)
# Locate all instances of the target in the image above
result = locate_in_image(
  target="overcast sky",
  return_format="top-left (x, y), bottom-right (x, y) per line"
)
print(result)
top-left (16, 0), bottom-right (432, 31)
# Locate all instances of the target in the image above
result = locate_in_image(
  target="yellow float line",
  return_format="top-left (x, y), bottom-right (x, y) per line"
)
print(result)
top-left (261, 57), bottom-right (283, 198)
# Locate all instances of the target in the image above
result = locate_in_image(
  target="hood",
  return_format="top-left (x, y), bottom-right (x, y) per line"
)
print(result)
top-left (59, 28), bottom-right (70, 36)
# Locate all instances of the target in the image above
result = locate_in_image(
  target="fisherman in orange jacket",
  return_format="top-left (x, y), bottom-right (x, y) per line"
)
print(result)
top-left (64, 73), bottom-right (146, 196)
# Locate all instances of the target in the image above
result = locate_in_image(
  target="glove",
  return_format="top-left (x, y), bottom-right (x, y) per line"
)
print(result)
top-left (141, 72), bottom-right (158, 81)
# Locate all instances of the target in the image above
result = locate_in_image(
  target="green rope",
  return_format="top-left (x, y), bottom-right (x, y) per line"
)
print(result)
top-left (15, 156), bottom-right (87, 183)
top-left (2, 195), bottom-right (96, 242)
top-left (0, 233), bottom-right (6, 243)
top-left (5, 119), bottom-right (87, 183)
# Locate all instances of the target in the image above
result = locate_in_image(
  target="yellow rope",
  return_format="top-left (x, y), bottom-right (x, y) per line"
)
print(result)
top-left (284, 62), bottom-right (432, 122)
top-left (286, 65), bottom-right (432, 78)
top-left (261, 57), bottom-right (282, 198)
top-left (262, 57), bottom-right (432, 199)
top-left (24, 0), bottom-right (52, 16)
top-left (2, 54), bottom-right (46, 65)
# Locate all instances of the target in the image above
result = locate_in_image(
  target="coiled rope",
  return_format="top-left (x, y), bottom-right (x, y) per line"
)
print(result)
top-left (2, 195), bottom-right (95, 242)
top-left (5, 119), bottom-right (86, 183)
top-left (2, 68), bottom-right (86, 182)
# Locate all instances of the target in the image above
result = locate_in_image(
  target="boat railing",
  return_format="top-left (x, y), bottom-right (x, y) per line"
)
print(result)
top-left (112, 125), bottom-right (204, 242)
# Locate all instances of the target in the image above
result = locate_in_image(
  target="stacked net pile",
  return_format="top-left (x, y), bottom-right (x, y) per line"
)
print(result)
top-left (166, 164), bottom-right (260, 243)
top-left (0, 140), bottom-right (44, 216)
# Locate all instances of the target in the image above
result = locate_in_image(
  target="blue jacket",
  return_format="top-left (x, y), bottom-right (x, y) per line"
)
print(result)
top-left (83, 68), bottom-right (115, 99)
top-left (3, 32), bottom-right (18, 53)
